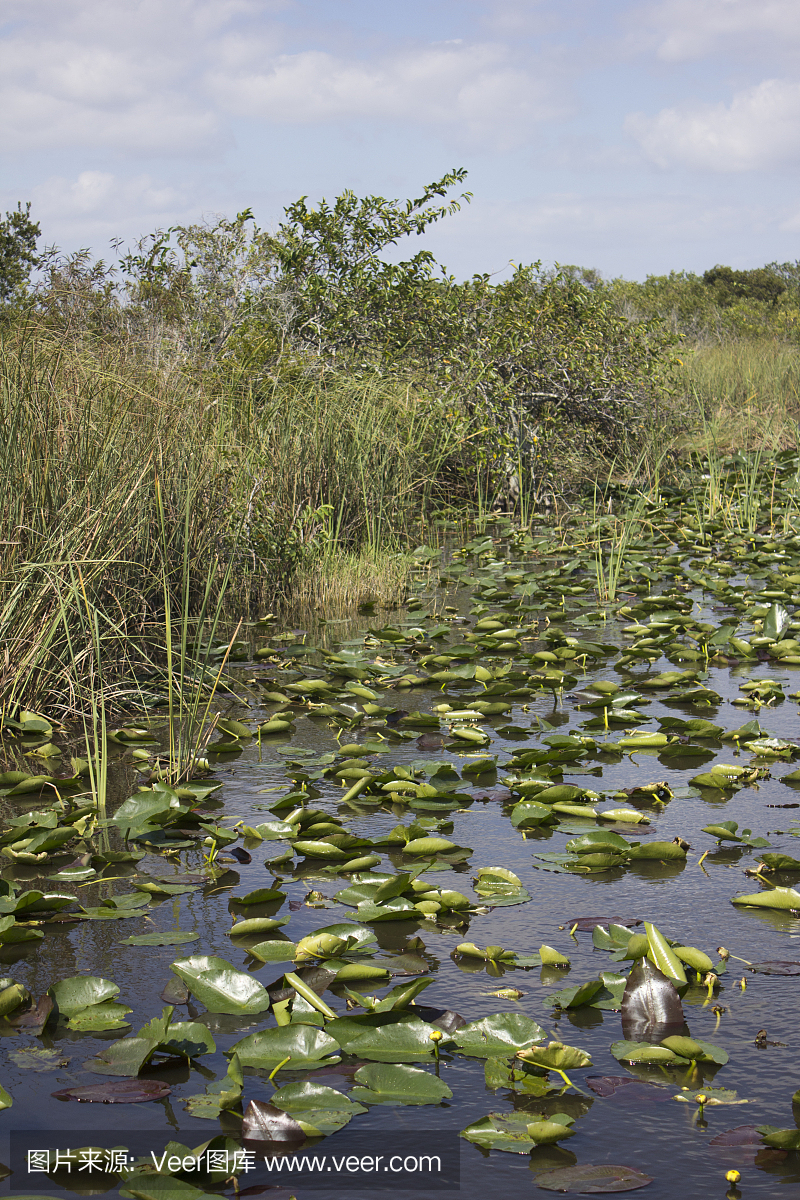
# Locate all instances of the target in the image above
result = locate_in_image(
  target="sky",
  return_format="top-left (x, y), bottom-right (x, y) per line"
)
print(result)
top-left (1, 0), bottom-right (799, 281)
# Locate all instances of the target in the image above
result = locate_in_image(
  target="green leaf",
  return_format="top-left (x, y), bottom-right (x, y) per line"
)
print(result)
top-left (119, 932), bottom-right (199, 946)
top-left (517, 1041), bottom-right (592, 1071)
top-left (158, 1021), bottom-right (216, 1059)
top-left (184, 1054), bottom-right (243, 1120)
top-left (349, 1062), bottom-right (452, 1105)
top-left (83, 1036), bottom-right (160, 1077)
top-left (759, 1127), bottom-right (800, 1150)
top-left (484, 1057), bottom-right (555, 1095)
top-left (610, 1040), bottom-right (683, 1064)
top-left (49, 975), bottom-right (120, 1016)
top-left (248, 939), bottom-right (298, 962)
top-left (228, 1024), bottom-right (341, 1070)
top-left (325, 1012), bottom-right (439, 1061)
top-left (645, 921), bottom-right (687, 987)
top-left (731, 886), bottom-right (800, 910)
top-left (170, 956), bottom-right (271, 1014)
top-left (460, 1110), bottom-right (575, 1153)
top-left (453, 1012), bottom-right (546, 1057)
top-left (660, 1035), bottom-right (728, 1064)
top-left (544, 980), bottom-right (604, 1008)
top-left (764, 602), bottom-right (790, 640)
top-left (113, 791), bottom-right (176, 834)
top-left (66, 1002), bottom-right (133, 1032)
top-left (628, 841), bottom-right (687, 861)
top-left (270, 1079), bottom-right (366, 1133)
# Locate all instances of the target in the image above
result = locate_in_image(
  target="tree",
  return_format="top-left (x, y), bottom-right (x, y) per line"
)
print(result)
top-left (703, 265), bottom-right (786, 308)
top-left (0, 202), bottom-right (41, 304)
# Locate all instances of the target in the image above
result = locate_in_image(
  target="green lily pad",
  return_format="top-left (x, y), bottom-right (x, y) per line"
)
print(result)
top-left (349, 1062), bottom-right (453, 1104)
top-left (170, 956), bottom-right (271, 1014)
top-left (270, 1079), bottom-right (367, 1131)
top-left (228, 1024), bottom-right (342, 1070)
top-left (453, 1012), bottom-right (546, 1057)
top-left (325, 1012), bottom-right (439, 1061)
top-left (460, 1110), bottom-right (576, 1152)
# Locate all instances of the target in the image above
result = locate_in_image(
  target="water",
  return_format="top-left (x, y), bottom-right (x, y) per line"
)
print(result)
top-left (3, 533), bottom-right (800, 1199)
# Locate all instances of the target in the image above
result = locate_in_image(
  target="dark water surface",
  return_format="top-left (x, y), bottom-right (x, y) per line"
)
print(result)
top-left (3, 540), bottom-right (800, 1200)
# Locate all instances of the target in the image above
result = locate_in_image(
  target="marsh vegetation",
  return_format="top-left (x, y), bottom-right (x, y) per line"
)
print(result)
top-left (2, 176), bottom-right (800, 1197)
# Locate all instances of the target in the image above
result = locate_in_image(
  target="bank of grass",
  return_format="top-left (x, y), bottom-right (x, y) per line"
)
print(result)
top-left (677, 341), bottom-right (800, 454)
top-left (0, 323), bottom-right (470, 716)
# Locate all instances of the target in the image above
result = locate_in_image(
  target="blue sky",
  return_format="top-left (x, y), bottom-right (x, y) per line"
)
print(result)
top-left (1, 0), bottom-right (799, 280)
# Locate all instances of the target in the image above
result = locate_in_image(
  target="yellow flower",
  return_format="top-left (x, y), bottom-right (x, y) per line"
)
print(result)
top-left (725, 1169), bottom-right (740, 1183)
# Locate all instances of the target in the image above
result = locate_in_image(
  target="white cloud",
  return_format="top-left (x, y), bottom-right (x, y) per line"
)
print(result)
top-left (0, 2), bottom-right (564, 157)
top-left (0, 1), bottom-right (241, 156)
top-left (638, 0), bottom-right (800, 62)
top-left (626, 79), bottom-right (800, 172)
top-left (207, 41), bottom-right (566, 149)
top-left (13, 170), bottom-right (195, 247)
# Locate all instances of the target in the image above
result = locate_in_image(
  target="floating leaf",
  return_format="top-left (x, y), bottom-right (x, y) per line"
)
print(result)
top-left (732, 887), bottom-right (800, 911)
top-left (170, 955), bottom-right (271, 1014)
top-left (49, 975), bottom-right (120, 1017)
top-left (518, 1041), bottom-right (592, 1072)
top-left (350, 1062), bottom-right (453, 1105)
top-left (325, 1012), bottom-right (439, 1061)
top-left (453, 1012), bottom-right (545, 1057)
top-left (535, 1164), bottom-right (653, 1192)
top-left (460, 1111), bottom-right (575, 1153)
top-left (269, 1079), bottom-right (366, 1133)
top-left (119, 932), bottom-right (199, 946)
top-left (229, 1025), bottom-right (342, 1070)
top-left (52, 1080), bottom-right (172, 1103)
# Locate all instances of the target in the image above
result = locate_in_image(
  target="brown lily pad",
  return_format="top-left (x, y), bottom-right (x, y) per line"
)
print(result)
top-left (160, 977), bottom-right (190, 1005)
top-left (6, 996), bottom-right (54, 1034)
top-left (709, 1126), bottom-right (763, 1146)
top-left (536, 1163), bottom-right (653, 1192)
top-left (52, 1080), bottom-right (172, 1103)
top-left (586, 1077), bottom-right (662, 1098)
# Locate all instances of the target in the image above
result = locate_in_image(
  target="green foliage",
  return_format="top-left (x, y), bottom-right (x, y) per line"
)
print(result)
top-left (610, 262), bottom-right (800, 344)
top-left (103, 170), bottom-right (676, 505)
top-left (0, 202), bottom-right (40, 305)
top-left (703, 265), bottom-right (786, 308)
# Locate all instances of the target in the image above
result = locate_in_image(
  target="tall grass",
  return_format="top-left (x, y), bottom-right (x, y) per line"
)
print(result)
top-left (677, 342), bottom-right (800, 452)
top-left (0, 322), bottom-right (471, 718)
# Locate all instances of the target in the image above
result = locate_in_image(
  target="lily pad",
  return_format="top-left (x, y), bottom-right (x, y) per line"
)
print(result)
top-left (453, 1012), bottom-right (546, 1057)
top-left (461, 1110), bottom-right (576, 1153)
top-left (270, 1079), bottom-right (367, 1132)
top-left (535, 1164), bottom-right (653, 1192)
top-left (170, 955), bottom-right (271, 1014)
top-left (325, 1012), bottom-right (439, 1061)
top-left (228, 1025), bottom-right (342, 1070)
top-left (52, 1080), bottom-right (172, 1103)
top-left (349, 1062), bottom-right (453, 1104)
